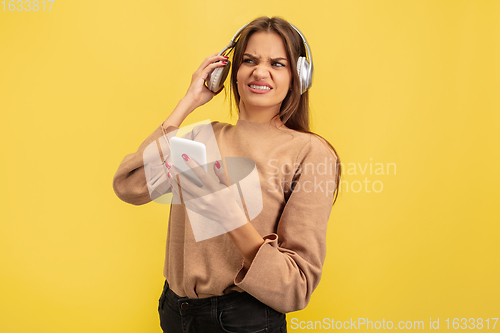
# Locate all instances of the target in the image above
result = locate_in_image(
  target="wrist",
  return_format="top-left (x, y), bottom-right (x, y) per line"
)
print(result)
top-left (179, 95), bottom-right (198, 114)
top-left (161, 99), bottom-right (193, 131)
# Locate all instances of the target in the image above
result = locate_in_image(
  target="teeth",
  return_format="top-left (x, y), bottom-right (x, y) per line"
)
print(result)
top-left (249, 85), bottom-right (271, 90)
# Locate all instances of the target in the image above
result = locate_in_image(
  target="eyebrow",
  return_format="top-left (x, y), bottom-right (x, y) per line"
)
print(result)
top-left (243, 53), bottom-right (288, 62)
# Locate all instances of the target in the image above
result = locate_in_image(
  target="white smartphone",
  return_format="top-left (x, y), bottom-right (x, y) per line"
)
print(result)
top-left (169, 137), bottom-right (207, 187)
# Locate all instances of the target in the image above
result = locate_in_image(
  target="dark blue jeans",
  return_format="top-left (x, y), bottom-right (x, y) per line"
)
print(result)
top-left (158, 279), bottom-right (287, 333)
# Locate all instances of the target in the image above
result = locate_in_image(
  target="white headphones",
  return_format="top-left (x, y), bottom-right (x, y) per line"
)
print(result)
top-left (206, 20), bottom-right (313, 95)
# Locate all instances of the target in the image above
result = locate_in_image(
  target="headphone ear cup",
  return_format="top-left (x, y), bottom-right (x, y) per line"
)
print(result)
top-left (296, 56), bottom-right (309, 95)
top-left (302, 60), bottom-right (312, 92)
top-left (206, 61), bottom-right (231, 93)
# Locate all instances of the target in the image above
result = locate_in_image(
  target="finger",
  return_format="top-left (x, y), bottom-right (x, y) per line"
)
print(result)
top-left (197, 53), bottom-right (229, 73)
top-left (176, 172), bottom-right (204, 198)
top-left (166, 162), bottom-right (192, 186)
top-left (167, 161), bottom-right (201, 193)
top-left (166, 163), bottom-right (189, 192)
top-left (165, 161), bottom-right (178, 177)
top-left (168, 166), bottom-right (201, 203)
top-left (180, 153), bottom-right (214, 187)
top-left (165, 165), bottom-right (180, 190)
top-left (214, 159), bottom-right (228, 186)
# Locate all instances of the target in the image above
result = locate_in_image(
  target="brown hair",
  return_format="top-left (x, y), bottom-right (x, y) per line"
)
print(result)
top-left (225, 16), bottom-right (342, 205)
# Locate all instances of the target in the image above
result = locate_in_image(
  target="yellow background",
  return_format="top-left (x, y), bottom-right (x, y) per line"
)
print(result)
top-left (1, 0), bottom-right (499, 332)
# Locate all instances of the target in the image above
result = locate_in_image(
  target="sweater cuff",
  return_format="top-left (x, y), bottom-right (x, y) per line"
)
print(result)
top-left (161, 121), bottom-right (180, 137)
top-left (234, 233), bottom-right (279, 285)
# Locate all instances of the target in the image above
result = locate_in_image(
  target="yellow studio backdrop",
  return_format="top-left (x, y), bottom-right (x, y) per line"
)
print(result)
top-left (1, 0), bottom-right (499, 332)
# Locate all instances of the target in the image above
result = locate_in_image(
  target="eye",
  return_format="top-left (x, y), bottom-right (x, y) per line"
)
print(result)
top-left (273, 62), bottom-right (285, 67)
top-left (243, 58), bottom-right (254, 64)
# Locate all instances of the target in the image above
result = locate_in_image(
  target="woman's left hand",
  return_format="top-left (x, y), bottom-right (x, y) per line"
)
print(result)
top-left (166, 154), bottom-right (248, 230)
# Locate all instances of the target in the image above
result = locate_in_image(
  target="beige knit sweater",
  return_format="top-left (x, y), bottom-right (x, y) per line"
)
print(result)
top-left (112, 118), bottom-right (337, 313)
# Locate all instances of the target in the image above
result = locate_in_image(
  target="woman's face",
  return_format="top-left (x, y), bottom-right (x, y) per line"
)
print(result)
top-left (236, 31), bottom-right (292, 112)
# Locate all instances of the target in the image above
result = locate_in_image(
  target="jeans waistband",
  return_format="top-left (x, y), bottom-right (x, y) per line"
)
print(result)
top-left (162, 279), bottom-right (256, 314)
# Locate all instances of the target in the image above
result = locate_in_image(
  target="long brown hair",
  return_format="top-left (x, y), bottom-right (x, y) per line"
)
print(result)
top-left (226, 16), bottom-right (342, 205)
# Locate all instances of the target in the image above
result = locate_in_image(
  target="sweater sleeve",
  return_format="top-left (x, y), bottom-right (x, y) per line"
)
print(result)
top-left (234, 135), bottom-right (338, 313)
top-left (112, 123), bottom-right (180, 205)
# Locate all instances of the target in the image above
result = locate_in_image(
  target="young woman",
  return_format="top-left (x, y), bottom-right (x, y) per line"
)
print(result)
top-left (113, 16), bottom-right (341, 333)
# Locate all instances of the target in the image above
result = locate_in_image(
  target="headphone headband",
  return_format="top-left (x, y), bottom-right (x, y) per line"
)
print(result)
top-left (288, 23), bottom-right (313, 72)
top-left (223, 21), bottom-right (312, 63)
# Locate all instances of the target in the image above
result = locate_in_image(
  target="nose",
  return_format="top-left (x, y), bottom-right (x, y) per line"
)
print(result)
top-left (252, 63), bottom-right (270, 80)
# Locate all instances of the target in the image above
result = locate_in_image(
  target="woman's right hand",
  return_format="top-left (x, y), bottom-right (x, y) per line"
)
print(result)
top-left (183, 52), bottom-right (229, 110)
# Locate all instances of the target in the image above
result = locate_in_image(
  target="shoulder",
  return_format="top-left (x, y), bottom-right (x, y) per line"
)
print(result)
top-left (284, 129), bottom-right (338, 164)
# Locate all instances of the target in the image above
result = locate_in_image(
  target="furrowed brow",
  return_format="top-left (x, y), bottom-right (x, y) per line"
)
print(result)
top-left (271, 57), bottom-right (288, 62)
top-left (243, 53), bottom-right (288, 62)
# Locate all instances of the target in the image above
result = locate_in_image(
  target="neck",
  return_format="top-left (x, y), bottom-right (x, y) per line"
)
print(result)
top-left (238, 101), bottom-right (283, 126)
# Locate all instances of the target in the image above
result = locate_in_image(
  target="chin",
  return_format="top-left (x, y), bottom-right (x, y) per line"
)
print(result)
top-left (242, 99), bottom-right (277, 108)
top-left (242, 94), bottom-right (284, 106)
